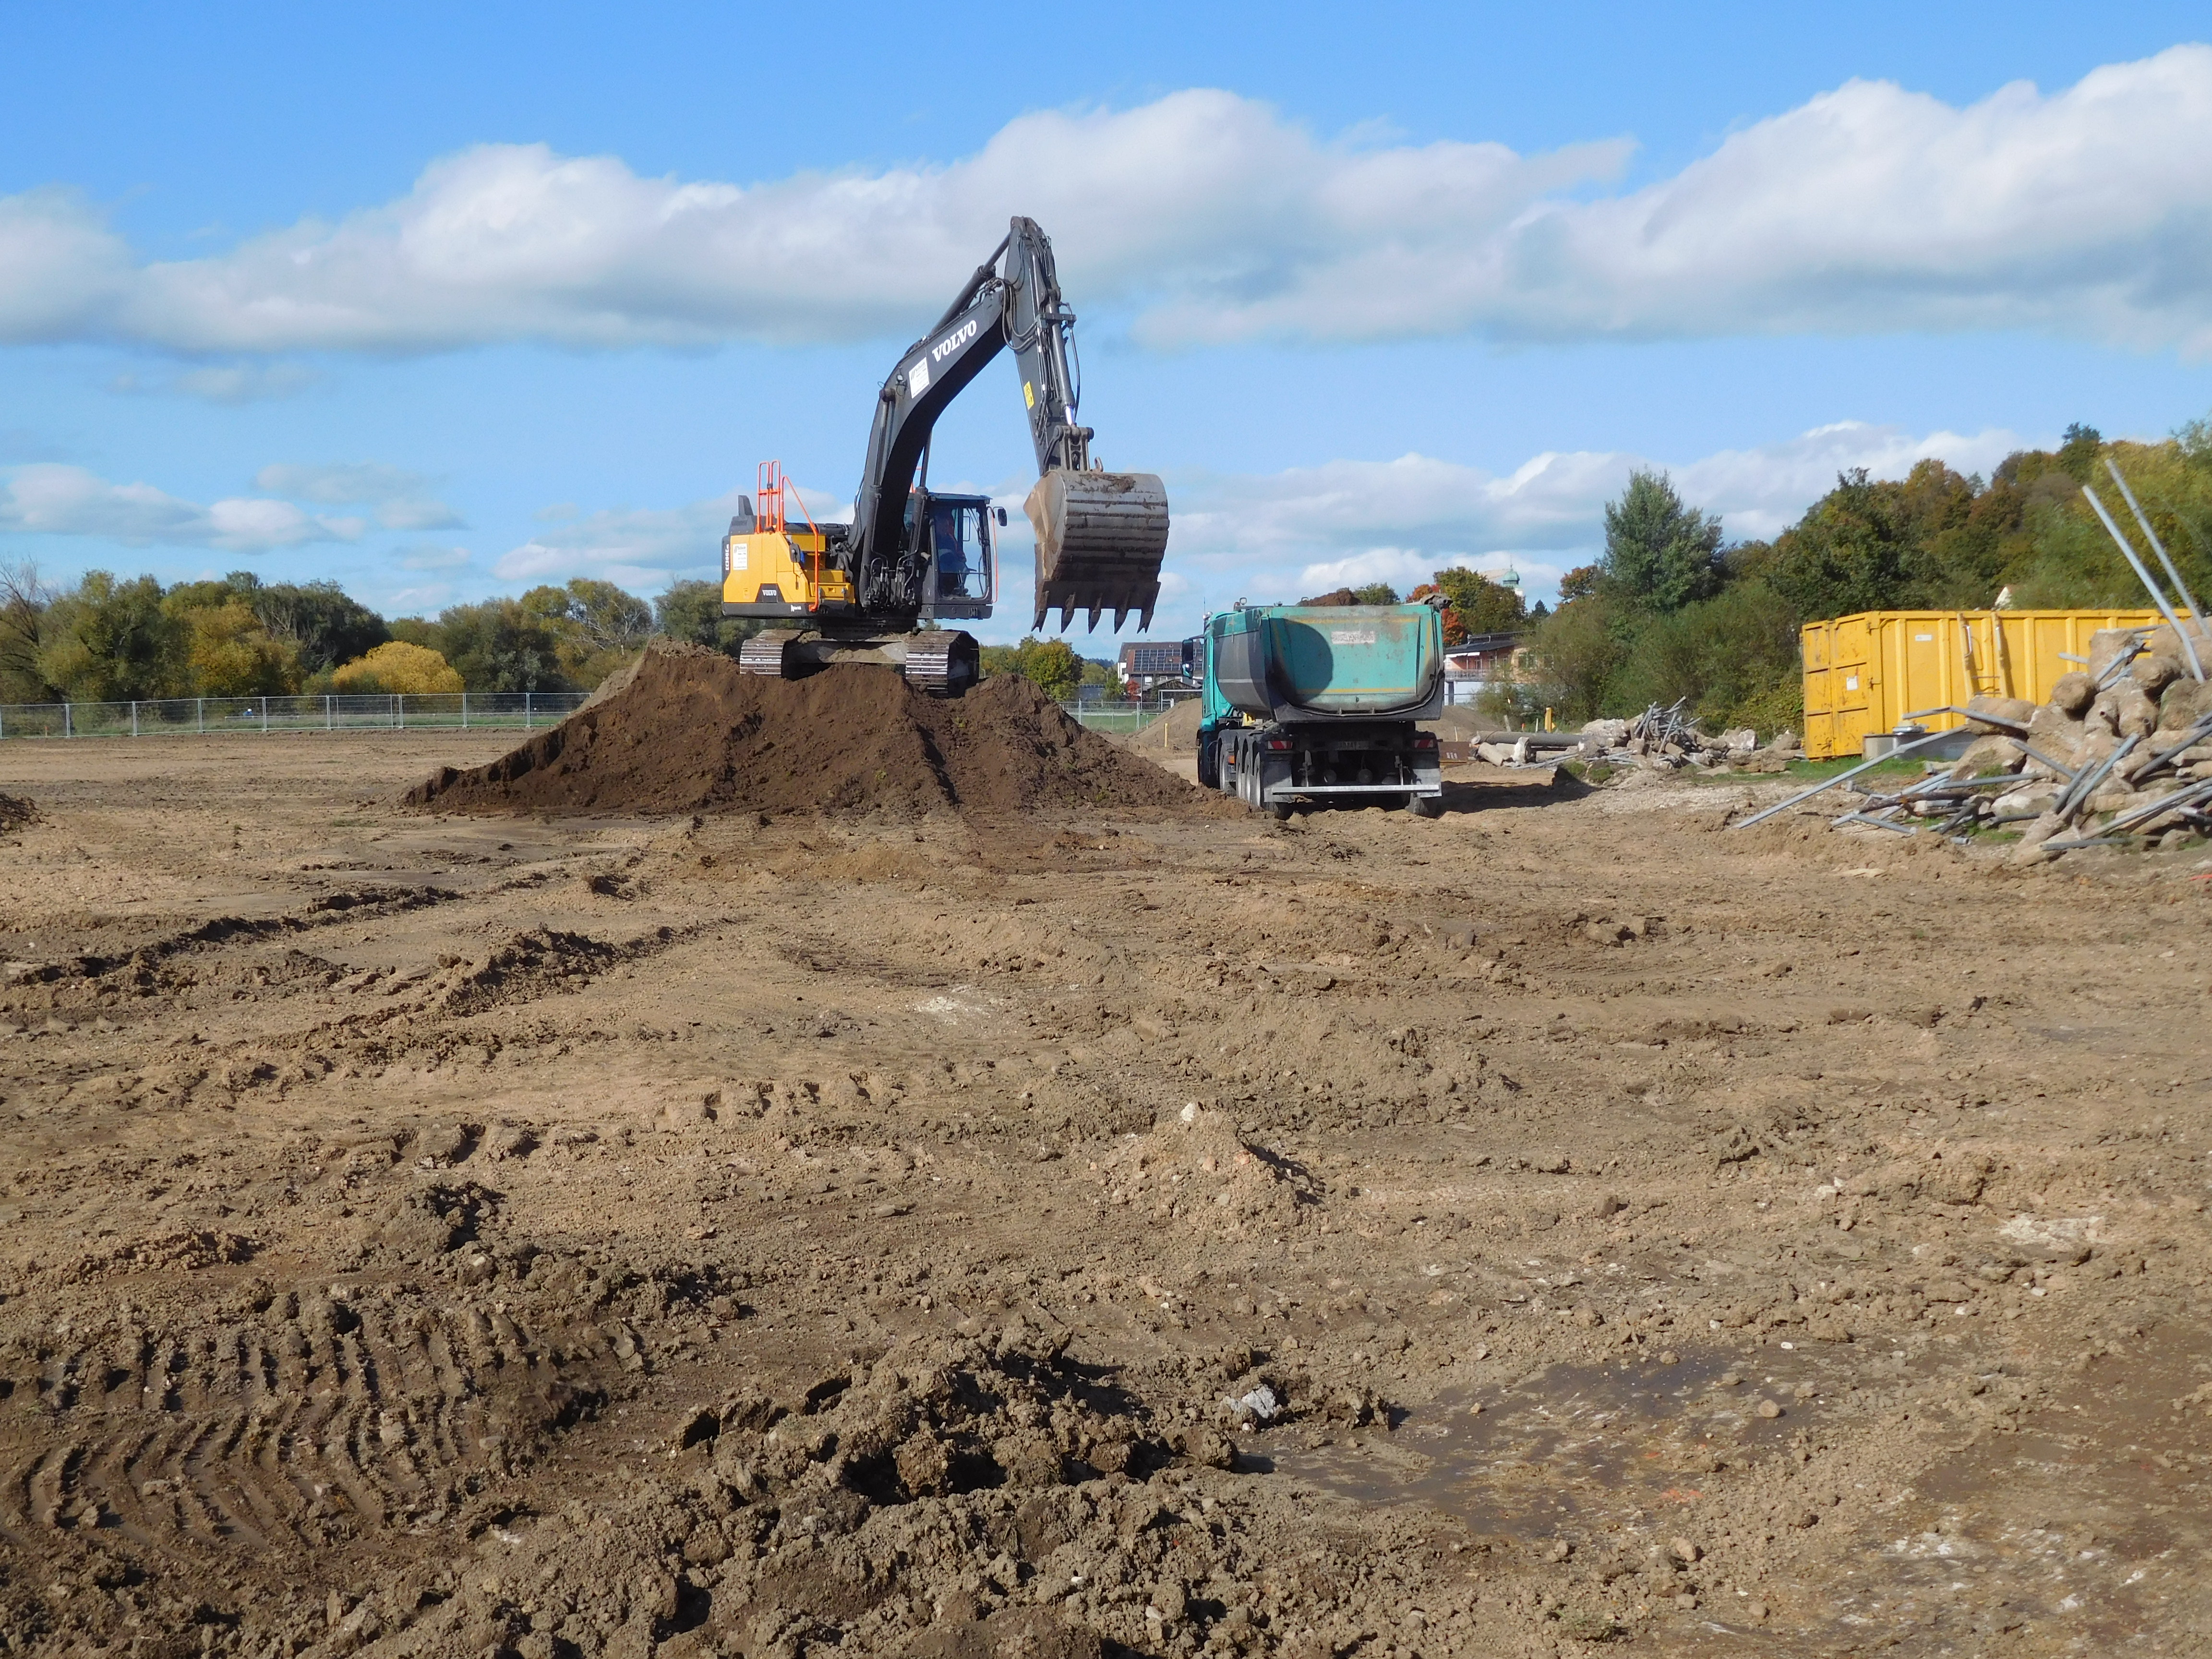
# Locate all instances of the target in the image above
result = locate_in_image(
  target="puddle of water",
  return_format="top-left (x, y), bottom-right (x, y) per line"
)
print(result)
top-left (1265, 1347), bottom-right (1842, 1543)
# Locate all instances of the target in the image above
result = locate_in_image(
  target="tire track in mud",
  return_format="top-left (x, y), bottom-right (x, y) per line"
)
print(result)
top-left (0, 1286), bottom-right (611, 1559)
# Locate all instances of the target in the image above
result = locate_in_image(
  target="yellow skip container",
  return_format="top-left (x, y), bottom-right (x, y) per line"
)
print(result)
top-left (1801, 609), bottom-right (2164, 759)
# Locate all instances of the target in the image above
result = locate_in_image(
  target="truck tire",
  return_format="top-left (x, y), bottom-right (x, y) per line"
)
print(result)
top-left (1197, 734), bottom-right (1219, 790)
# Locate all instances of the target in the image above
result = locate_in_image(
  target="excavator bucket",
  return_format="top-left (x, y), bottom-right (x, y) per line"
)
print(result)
top-left (1025, 469), bottom-right (1169, 633)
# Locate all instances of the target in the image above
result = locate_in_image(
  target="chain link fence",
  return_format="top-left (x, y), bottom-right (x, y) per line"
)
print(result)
top-left (1055, 691), bottom-right (1196, 736)
top-left (0, 692), bottom-right (591, 740)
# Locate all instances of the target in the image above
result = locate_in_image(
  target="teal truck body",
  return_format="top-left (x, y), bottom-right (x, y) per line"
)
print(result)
top-left (1197, 602), bottom-right (1446, 817)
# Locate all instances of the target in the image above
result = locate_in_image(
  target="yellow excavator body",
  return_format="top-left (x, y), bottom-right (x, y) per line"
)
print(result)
top-left (721, 525), bottom-right (856, 618)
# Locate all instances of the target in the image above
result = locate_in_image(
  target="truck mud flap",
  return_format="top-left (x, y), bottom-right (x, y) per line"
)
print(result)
top-left (1026, 469), bottom-right (1169, 633)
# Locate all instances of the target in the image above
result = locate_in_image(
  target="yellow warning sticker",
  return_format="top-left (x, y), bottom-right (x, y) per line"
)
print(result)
top-left (1023, 381), bottom-right (1035, 409)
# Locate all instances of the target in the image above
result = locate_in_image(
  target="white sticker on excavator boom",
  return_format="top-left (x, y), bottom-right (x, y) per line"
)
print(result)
top-left (908, 356), bottom-right (930, 397)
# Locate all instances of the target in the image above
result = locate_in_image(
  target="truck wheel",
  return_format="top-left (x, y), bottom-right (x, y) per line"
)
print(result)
top-left (1408, 794), bottom-right (1444, 818)
top-left (1197, 735), bottom-right (1219, 790)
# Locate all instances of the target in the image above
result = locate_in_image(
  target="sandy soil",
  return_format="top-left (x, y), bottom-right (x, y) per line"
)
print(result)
top-left (1, 732), bottom-right (2208, 1659)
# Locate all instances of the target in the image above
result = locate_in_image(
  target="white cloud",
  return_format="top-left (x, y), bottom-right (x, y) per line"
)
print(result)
top-left (492, 480), bottom-right (848, 589)
top-left (5, 49), bottom-right (2211, 354)
top-left (0, 463), bottom-right (363, 551)
top-left (1141, 420), bottom-right (2031, 636)
top-left (396, 544), bottom-right (471, 570)
top-left (109, 362), bottom-right (325, 403)
top-left (253, 460), bottom-right (463, 530)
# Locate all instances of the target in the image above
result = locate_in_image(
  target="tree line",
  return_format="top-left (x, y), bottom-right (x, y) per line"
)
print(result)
top-left (0, 572), bottom-right (753, 703)
top-left (0, 568), bottom-right (1129, 704)
top-left (1517, 416), bottom-right (2212, 735)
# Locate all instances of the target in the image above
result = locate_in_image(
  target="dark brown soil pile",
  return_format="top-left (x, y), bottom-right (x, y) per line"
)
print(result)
top-left (0, 793), bottom-right (38, 832)
top-left (405, 640), bottom-right (1202, 817)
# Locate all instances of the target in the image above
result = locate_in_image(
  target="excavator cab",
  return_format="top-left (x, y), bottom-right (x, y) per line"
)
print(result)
top-left (913, 491), bottom-right (998, 621)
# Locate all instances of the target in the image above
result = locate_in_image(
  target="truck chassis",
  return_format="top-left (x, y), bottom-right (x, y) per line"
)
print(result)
top-left (1208, 721), bottom-right (1443, 819)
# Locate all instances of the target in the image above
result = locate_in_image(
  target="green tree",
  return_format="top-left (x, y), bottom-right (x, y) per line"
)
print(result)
top-left (0, 560), bottom-right (53, 703)
top-left (36, 572), bottom-right (188, 701)
top-left (1602, 469), bottom-right (1723, 612)
top-left (1298, 582), bottom-right (1400, 605)
top-left (1522, 590), bottom-right (1627, 725)
top-left (983, 635), bottom-right (1082, 699)
top-left (1431, 566), bottom-right (1526, 635)
top-left (252, 579), bottom-right (388, 673)
top-left (654, 579), bottom-right (765, 656)
top-left (181, 600), bottom-right (302, 695)
top-left (432, 598), bottom-right (578, 692)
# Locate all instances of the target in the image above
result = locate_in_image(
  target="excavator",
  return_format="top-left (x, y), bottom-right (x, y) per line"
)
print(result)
top-left (719, 216), bottom-right (1170, 695)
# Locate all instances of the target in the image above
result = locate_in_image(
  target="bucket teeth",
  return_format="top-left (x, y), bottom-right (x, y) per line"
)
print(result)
top-left (1025, 468), bottom-right (1169, 638)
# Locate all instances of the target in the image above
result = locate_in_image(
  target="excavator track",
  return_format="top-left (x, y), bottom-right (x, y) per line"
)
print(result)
top-left (738, 629), bottom-right (802, 677)
top-left (735, 627), bottom-right (978, 697)
top-left (900, 631), bottom-right (980, 697)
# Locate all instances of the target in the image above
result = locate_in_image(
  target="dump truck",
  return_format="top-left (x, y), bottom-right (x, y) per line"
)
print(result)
top-left (721, 215), bottom-right (1170, 695)
top-left (1197, 601), bottom-right (1446, 818)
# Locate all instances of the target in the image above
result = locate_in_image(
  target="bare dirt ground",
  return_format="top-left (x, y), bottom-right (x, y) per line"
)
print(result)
top-left (1, 731), bottom-right (2208, 1659)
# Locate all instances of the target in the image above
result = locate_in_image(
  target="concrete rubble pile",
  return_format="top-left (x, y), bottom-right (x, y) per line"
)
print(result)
top-left (1831, 622), bottom-right (2212, 861)
top-left (1565, 702), bottom-right (1804, 774)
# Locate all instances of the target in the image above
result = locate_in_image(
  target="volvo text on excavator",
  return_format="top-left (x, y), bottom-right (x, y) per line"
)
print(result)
top-left (719, 216), bottom-right (1171, 695)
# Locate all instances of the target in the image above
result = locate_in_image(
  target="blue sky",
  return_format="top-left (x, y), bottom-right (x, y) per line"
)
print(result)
top-left (4, 1), bottom-right (2210, 649)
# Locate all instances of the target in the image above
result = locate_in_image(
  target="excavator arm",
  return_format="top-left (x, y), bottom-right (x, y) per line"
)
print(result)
top-left (845, 217), bottom-right (1168, 632)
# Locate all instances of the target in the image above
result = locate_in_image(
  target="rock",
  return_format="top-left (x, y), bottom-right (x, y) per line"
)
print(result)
top-left (1994, 785), bottom-right (2059, 819)
top-left (1591, 1194), bottom-right (1628, 1219)
top-left (1755, 1398), bottom-right (1783, 1419)
top-left (1720, 727), bottom-right (1758, 754)
top-left (2009, 812), bottom-right (2068, 864)
top-left (1950, 735), bottom-right (2023, 777)
top-left (2087, 627), bottom-right (2146, 682)
top-left (2160, 676), bottom-right (2212, 733)
top-left (1658, 1350), bottom-right (1680, 1365)
top-left (485, 1123), bottom-right (536, 1160)
top-left (2025, 704), bottom-right (2086, 766)
top-left (2132, 654), bottom-right (2184, 698)
top-left (2049, 672), bottom-right (2097, 718)
top-left (1670, 1538), bottom-right (1702, 1564)
top-left (412, 1120), bottom-right (472, 1164)
top-left (1581, 719), bottom-right (1630, 744)
top-left (1674, 1592), bottom-right (1699, 1610)
top-left (1545, 1539), bottom-right (1572, 1562)
top-left (1963, 695), bottom-right (2036, 733)
top-left (2109, 685), bottom-right (2160, 739)
top-left (1583, 921), bottom-right (1629, 946)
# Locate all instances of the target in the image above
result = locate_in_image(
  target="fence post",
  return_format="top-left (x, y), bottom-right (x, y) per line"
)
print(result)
top-left (261, 697), bottom-right (268, 736)
top-left (65, 702), bottom-right (72, 738)
top-left (196, 697), bottom-right (204, 735)
top-left (461, 692), bottom-right (469, 730)
top-left (131, 700), bottom-right (138, 738)
top-left (399, 694), bottom-right (406, 731)
top-left (525, 692), bottom-right (533, 731)
top-left (325, 695), bottom-right (332, 731)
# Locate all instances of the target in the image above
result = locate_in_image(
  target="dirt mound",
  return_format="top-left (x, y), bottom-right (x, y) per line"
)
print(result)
top-left (405, 641), bottom-right (1202, 817)
top-left (0, 793), bottom-right (38, 832)
top-left (1126, 696), bottom-right (1202, 753)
